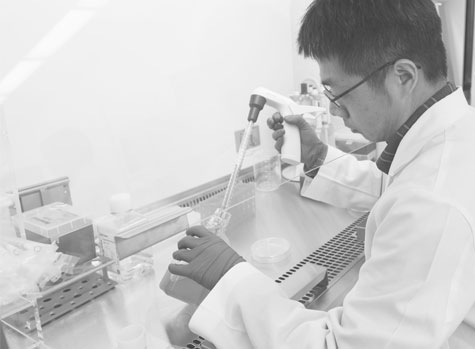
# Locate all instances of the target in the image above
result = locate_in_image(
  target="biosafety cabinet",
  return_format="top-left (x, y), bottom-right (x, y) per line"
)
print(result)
top-left (0, 0), bottom-right (473, 348)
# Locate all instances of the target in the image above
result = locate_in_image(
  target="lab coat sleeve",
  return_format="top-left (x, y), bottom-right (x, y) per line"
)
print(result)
top-left (189, 190), bottom-right (475, 349)
top-left (189, 262), bottom-right (342, 349)
top-left (300, 146), bottom-right (382, 211)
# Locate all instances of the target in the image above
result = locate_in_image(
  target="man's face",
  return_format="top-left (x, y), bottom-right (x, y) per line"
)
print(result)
top-left (319, 59), bottom-right (402, 143)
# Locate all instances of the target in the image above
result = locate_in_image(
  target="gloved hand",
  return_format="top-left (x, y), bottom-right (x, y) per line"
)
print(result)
top-left (168, 225), bottom-right (245, 290)
top-left (267, 113), bottom-right (328, 178)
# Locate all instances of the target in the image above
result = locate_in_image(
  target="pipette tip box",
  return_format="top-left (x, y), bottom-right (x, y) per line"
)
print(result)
top-left (16, 202), bottom-right (96, 264)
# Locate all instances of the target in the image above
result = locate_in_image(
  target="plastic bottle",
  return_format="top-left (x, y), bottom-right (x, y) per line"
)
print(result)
top-left (97, 193), bottom-right (153, 282)
top-left (309, 84), bottom-right (324, 109)
top-left (311, 84), bottom-right (336, 146)
top-left (321, 113), bottom-right (336, 147)
top-left (298, 83), bottom-right (314, 106)
top-left (315, 114), bottom-right (323, 139)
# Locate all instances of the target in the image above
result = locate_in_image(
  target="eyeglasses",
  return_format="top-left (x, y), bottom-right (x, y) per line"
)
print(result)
top-left (322, 60), bottom-right (397, 108)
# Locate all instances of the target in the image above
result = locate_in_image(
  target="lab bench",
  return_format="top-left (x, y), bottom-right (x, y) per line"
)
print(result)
top-left (4, 180), bottom-right (366, 349)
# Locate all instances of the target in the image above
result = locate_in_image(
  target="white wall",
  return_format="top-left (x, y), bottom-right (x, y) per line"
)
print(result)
top-left (290, 0), bottom-right (320, 91)
top-left (1, 0), bottom-right (299, 217)
top-left (439, 0), bottom-right (467, 87)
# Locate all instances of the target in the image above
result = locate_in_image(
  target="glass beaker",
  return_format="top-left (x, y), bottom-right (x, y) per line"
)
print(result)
top-left (253, 155), bottom-right (282, 192)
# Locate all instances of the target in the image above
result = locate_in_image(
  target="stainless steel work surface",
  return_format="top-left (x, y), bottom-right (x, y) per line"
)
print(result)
top-left (6, 181), bottom-right (360, 349)
top-left (227, 182), bottom-right (357, 280)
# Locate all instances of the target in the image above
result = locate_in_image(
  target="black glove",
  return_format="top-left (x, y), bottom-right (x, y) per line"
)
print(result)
top-left (168, 226), bottom-right (245, 290)
top-left (267, 113), bottom-right (328, 178)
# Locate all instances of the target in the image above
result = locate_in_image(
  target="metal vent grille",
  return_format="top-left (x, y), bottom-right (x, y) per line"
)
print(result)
top-left (177, 173), bottom-right (254, 208)
top-left (140, 169), bottom-right (256, 233)
top-left (183, 336), bottom-right (215, 349)
top-left (178, 173), bottom-right (255, 210)
top-left (183, 212), bottom-right (369, 349)
top-left (282, 212), bottom-right (368, 306)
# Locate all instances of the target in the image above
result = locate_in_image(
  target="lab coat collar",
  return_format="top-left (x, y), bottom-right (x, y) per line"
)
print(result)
top-left (387, 88), bottom-right (469, 179)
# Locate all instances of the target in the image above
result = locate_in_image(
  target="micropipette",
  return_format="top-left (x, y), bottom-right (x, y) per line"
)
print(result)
top-left (204, 93), bottom-right (267, 236)
top-left (207, 87), bottom-right (324, 234)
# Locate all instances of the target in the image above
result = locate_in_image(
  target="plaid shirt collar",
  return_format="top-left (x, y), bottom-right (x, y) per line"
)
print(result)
top-left (376, 82), bottom-right (456, 174)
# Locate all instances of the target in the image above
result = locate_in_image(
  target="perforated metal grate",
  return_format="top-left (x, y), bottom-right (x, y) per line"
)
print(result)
top-left (183, 212), bottom-right (369, 349)
top-left (140, 169), bottom-right (256, 234)
top-left (282, 212), bottom-right (368, 306)
top-left (177, 173), bottom-right (256, 232)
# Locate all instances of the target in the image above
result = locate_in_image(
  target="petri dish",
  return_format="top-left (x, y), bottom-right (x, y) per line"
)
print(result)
top-left (251, 237), bottom-right (290, 264)
top-left (281, 164), bottom-right (304, 182)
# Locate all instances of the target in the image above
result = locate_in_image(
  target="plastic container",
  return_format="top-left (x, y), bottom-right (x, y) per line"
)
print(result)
top-left (159, 271), bottom-right (210, 306)
top-left (298, 83), bottom-right (314, 106)
top-left (253, 155), bottom-right (281, 192)
top-left (251, 237), bottom-right (290, 264)
top-left (116, 324), bottom-right (147, 349)
top-left (159, 209), bottom-right (230, 305)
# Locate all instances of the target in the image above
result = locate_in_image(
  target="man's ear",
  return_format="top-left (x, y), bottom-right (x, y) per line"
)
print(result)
top-left (391, 59), bottom-right (419, 94)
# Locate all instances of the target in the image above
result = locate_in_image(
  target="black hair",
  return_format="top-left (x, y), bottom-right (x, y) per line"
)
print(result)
top-left (298, 0), bottom-right (447, 87)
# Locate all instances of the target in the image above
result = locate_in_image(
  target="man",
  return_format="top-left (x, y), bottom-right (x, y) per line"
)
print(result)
top-left (169, 0), bottom-right (475, 347)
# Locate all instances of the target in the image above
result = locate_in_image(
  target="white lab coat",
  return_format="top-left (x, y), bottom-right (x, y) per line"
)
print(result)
top-left (189, 88), bottom-right (475, 349)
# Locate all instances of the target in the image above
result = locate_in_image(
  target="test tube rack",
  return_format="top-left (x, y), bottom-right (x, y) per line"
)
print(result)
top-left (3, 256), bottom-right (116, 335)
